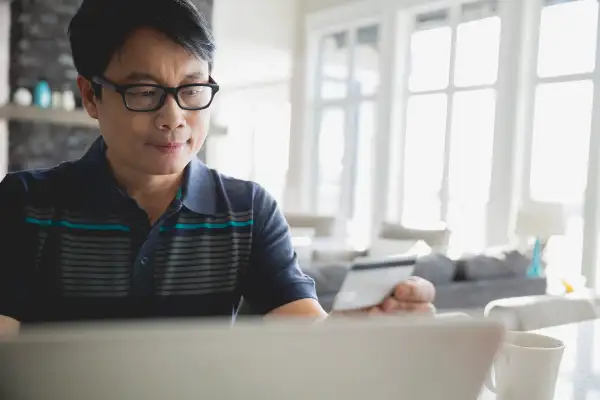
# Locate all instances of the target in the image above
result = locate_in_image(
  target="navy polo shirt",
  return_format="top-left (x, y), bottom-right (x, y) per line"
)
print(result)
top-left (0, 137), bottom-right (317, 323)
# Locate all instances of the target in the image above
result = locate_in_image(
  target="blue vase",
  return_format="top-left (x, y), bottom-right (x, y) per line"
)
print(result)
top-left (34, 80), bottom-right (51, 108)
top-left (527, 238), bottom-right (543, 277)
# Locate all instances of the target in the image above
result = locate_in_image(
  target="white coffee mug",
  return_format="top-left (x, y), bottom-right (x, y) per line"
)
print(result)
top-left (486, 331), bottom-right (565, 400)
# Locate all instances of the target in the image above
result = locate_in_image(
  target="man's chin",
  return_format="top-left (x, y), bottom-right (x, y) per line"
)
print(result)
top-left (139, 158), bottom-right (191, 176)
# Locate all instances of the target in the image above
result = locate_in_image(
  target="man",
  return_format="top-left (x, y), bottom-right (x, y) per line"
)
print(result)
top-left (0, 0), bottom-right (434, 335)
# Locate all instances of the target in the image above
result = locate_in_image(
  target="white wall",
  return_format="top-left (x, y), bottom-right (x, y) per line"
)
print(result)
top-left (208, 0), bottom-right (298, 182)
top-left (212, 0), bottom-right (298, 88)
top-left (205, 82), bottom-right (290, 175)
top-left (0, 2), bottom-right (10, 178)
top-left (211, 0), bottom-right (366, 88)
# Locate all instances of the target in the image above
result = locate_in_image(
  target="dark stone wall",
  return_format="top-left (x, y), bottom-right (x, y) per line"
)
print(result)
top-left (8, 0), bottom-right (213, 171)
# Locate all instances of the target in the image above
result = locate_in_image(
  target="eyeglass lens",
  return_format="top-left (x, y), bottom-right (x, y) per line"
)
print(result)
top-left (124, 85), bottom-right (213, 111)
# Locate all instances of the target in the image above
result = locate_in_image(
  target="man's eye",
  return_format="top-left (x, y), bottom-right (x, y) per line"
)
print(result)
top-left (129, 88), bottom-right (158, 97)
top-left (182, 88), bottom-right (202, 97)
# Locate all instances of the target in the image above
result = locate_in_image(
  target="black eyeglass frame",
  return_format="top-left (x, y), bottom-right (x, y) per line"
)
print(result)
top-left (91, 76), bottom-right (220, 112)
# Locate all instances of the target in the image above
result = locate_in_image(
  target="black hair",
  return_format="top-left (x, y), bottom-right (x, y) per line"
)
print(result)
top-left (68, 0), bottom-right (216, 95)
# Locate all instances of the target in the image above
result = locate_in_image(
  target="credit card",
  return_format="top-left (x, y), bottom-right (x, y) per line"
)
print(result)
top-left (332, 257), bottom-right (417, 312)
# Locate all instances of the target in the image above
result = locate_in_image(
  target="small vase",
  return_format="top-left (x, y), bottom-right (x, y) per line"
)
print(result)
top-left (13, 88), bottom-right (33, 106)
top-left (52, 91), bottom-right (63, 109)
top-left (34, 80), bottom-right (51, 108)
top-left (62, 90), bottom-right (76, 111)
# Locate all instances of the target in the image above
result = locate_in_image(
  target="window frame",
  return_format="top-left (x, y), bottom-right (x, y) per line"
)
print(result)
top-left (389, 0), bottom-right (509, 254)
top-left (303, 10), bottom-right (384, 241)
top-left (519, 0), bottom-right (598, 205)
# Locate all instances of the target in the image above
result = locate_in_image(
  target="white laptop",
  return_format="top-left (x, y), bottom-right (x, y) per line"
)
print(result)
top-left (0, 317), bottom-right (504, 400)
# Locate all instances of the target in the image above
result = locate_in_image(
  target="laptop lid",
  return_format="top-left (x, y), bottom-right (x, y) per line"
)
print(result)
top-left (0, 317), bottom-right (504, 400)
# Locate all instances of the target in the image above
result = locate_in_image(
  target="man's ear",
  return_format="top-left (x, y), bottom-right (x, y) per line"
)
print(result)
top-left (76, 75), bottom-right (99, 120)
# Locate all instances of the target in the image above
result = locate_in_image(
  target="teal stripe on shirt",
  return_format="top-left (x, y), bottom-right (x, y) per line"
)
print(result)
top-left (161, 221), bottom-right (254, 231)
top-left (25, 218), bottom-right (253, 231)
top-left (25, 217), bottom-right (131, 232)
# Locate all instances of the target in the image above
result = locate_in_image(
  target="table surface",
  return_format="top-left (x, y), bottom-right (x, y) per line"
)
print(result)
top-left (481, 318), bottom-right (600, 399)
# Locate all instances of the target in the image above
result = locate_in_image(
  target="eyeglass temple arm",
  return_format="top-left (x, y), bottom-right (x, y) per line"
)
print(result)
top-left (91, 76), bottom-right (118, 91)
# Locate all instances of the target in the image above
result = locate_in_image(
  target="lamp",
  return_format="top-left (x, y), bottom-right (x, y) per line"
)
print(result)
top-left (513, 202), bottom-right (566, 277)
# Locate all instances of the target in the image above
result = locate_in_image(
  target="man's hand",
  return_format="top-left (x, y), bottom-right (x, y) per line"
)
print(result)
top-left (0, 315), bottom-right (20, 338)
top-left (341, 276), bottom-right (436, 316)
top-left (267, 277), bottom-right (436, 319)
top-left (371, 276), bottom-right (436, 314)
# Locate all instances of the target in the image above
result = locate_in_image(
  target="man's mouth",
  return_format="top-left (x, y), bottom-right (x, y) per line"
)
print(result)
top-left (147, 141), bottom-right (189, 153)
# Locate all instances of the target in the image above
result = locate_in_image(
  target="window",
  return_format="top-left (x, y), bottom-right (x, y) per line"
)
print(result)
top-left (310, 23), bottom-right (381, 248)
top-left (402, 93), bottom-right (447, 227)
top-left (398, 0), bottom-right (501, 254)
top-left (527, 0), bottom-right (599, 278)
top-left (316, 106), bottom-right (346, 215)
top-left (301, 0), bottom-right (600, 291)
top-left (537, 0), bottom-right (598, 78)
top-left (530, 0), bottom-right (598, 204)
top-left (530, 81), bottom-right (594, 204)
top-left (320, 32), bottom-right (350, 100)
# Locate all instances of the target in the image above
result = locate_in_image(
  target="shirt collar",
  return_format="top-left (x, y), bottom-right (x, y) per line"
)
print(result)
top-left (182, 155), bottom-right (218, 216)
top-left (75, 137), bottom-right (218, 216)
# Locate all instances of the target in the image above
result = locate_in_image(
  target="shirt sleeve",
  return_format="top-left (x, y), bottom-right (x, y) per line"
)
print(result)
top-left (241, 184), bottom-right (318, 315)
top-left (0, 173), bottom-right (33, 322)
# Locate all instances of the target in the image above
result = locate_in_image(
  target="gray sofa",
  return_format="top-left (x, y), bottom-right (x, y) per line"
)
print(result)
top-left (303, 251), bottom-right (547, 312)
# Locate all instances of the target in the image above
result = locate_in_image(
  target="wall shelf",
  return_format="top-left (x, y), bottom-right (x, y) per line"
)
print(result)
top-left (0, 104), bottom-right (229, 134)
top-left (0, 104), bottom-right (98, 128)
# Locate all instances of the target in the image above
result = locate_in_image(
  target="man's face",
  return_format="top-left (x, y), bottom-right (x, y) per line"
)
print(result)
top-left (82, 28), bottom-right (211, 176)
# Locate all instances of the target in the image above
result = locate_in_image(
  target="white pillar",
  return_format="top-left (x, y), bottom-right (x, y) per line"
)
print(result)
top-left (581, 4), bottom-right (600, 292)
top-left (370, 7), bottom-right (408, 242)
top-left (283, 0), bottom-right (310, 213)
top-left (485, 0), bottom-right (527, 246)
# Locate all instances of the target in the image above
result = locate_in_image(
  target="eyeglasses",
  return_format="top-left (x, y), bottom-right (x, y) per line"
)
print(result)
top-left (91, 76), bottom-right (220, 112)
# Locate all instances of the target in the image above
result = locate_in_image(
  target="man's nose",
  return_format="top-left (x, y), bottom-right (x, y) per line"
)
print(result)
top-left (155, 94), bottom-right (186, 131)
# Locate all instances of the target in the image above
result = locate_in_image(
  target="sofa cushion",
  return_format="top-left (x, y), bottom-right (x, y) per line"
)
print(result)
top-left (434, 277), bottom-right (547, 310)
top-left (460, 250), bottom-right (531, 281)
top-left (461, 255), bottom-right (513, 281)
top-left (503, 250), bottom-right (531, 277)
top-left (413, 253), bottom-right (455, 285)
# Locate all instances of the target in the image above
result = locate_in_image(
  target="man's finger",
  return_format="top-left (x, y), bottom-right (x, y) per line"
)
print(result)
top-left (393, 277), bottom-right (436, 303)
top-left (382, 298), bottom-right (434, 313)
top-left (368, 306), bottom-right (384, 315)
